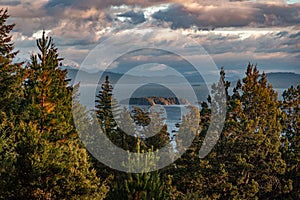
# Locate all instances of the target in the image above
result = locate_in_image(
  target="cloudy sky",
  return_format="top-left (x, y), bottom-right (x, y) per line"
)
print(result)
top-left (2, 0), bottom-right (300, 77)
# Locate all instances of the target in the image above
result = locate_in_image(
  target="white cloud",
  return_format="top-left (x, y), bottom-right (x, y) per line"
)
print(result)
top-left (108, 61), bottom-right (120, 69)
top-left (32, 29), bottom-right (51, 39)
top-left (4, 0), bottom-right (299, 75)
top-left (148, 64), bottom-right (168, 71)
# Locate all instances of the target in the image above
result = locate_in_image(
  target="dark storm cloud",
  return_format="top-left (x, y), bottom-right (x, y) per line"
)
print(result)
top-left (152, 2), bottom-right (300, 29)
top-left (117, 11), bottom-right (146, 24)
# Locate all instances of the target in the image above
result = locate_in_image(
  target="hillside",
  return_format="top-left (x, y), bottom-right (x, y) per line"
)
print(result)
top-left (65, 67), bottom-right (299, 89)
top-left (266, 72), bottom-right (300, 88)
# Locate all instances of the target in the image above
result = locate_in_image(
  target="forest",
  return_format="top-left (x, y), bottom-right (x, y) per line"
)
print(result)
top-left (0, 9), bottom-right (299, 200)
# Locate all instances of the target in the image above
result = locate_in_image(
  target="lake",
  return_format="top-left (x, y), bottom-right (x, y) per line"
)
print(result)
top-left (75, 84), bottom-right (288, 140)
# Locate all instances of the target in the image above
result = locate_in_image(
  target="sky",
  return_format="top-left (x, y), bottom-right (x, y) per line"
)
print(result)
top-left (1, 0), bottom-right (300, 77)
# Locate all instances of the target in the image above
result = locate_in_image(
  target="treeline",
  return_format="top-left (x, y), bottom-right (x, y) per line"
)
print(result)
top-left (0, 9), bottom-right (299, 199)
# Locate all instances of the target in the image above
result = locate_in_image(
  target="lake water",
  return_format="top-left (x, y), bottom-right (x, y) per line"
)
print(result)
top-left (76, 84), bottom-right (288, 141)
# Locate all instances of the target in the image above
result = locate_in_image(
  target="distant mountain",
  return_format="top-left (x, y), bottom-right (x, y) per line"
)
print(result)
top-left (64, 67), bottom-right (299, 89)
top-left (65, 68), bottom-right (125, 85)
top-left (65, 67), bottom-right (205, 85)
top-left (225, 72), bottom-right (299, 89)
top-left (266, 72), bottom-right (300, 88)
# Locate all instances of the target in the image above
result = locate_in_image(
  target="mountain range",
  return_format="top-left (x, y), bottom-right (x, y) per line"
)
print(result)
top-left (64, 67), bottom-right (299, 89)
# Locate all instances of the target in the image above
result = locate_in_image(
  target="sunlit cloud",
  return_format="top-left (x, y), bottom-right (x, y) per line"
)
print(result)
top-left (1, 0), bottom-right (299, 75)
top-left (32, 29), bottom-right (51, 39)
top-left (148, 64), bottom-right (168, 71)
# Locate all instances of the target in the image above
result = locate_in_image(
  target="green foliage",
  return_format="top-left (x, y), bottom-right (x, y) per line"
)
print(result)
top-left (226, 65), bottom-right (286, 198)
top-left (94, 76), bottom-right (177, 199)
top-left (131, 106), bottom-right (172, 153)
top-left (107, 139), bottom-right (176, 200)
top-left (0, 112), bottom-right (17, 199)
top-left (171, 64), bottom-right (293, 199)
top-left (93, 76), bottom-right (133, 182)
top-left (0, 9), bottom-right (23, 115)
top-left (23, 33), bottom-right (73, 140)
top-left (13, 121), bottom-right (109, 199)
top-left (172, 106), bottom-right (201, 192)
top-left (191, 64), bottom-right (287, 199)
top-left (95, 76), bottom-right (120, 137)
top-left (1, 9), bottom-right (299, 198)
top-left (0, 9), bottom-right (22, 199)
top-left (0, 31), bottom-right (110, 199)
top-left (280, 84), bottom-right (300, 199)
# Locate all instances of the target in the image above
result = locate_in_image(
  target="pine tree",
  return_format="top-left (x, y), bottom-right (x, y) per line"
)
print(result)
top-left (95, 76), bottom-right (122, 144)
top-left (0, 9), bottom-right (24, 115)
top-left (94, 76), bottom-right (133, 198)
top-left (12, 32), bottom-right (109, 199)
top-left (280, 84), bottom-right (300, 199)
top-left (181, 68), bottom-right (231, 199)
top-left (23, 33), bottom-right (72, 139)
top-left (131, 106), bottom-right (172, 153)
top-left (93, 76), bottom-right (126, 180)
top-left (0, 112), bottom-right (18, 199)
top-left (14, 121), bottom-right (110, 199)
top-left (0, 9), bottom-right (23, 199)
top-left (107, 138), bottom-right (177, 200)
top-left (173, 64), bottom-right (289, 199)
top-left (170, 67), bottom-right (229, 198)
top-left (218, 64), bottom-right (287, 199)
top-left (124, 141), bottom-right (175, 200)
top-left (169, 105), bottom-right (201, 196)
top-left (94, 77), bottom-right (178, 199)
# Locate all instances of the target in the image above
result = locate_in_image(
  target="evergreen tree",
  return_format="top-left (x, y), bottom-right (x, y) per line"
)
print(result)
top-left (94, 76), bottom-right (128, 180)
top-left (94, 76), bottom-right (178, 199)
top-left (23, 33), bottom-right (71, 138)
top-left (94, 76), bottom-right (132, 198)
top-left (0, 9), bottom-right (22, 199)
top-left (0, 112), bottom-right (17, 199)
top-left (167, 106), bottom-right (201, 198)
top-left (280, 84), bottom-right (300, 199)
top-left (119, 107), bottom-right (139, 151)
top-left (124, 140), bottom-right (175, 200)
top-left (95, 76), bottom-right (122, 145)
top-left (107, 138), bottom-right (177, 200)
top-left (173, 64), bottom-right (289, 199)
top-left (130, 105), bottom-right (177, 185)
top-left (12, 32), bottom-right (109, 199)
top-left (0, 9), bottom-right (24, 115)
top-left (217, 64), bottom-right (287, 199)
top-left (131, 106), bottom-right (172, 153)
top-left (171, 68), bottom-right (226, 197)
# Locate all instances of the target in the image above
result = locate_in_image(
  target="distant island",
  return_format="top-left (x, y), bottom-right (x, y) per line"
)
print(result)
top-left (119, 97), bottom-right (190, 106)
